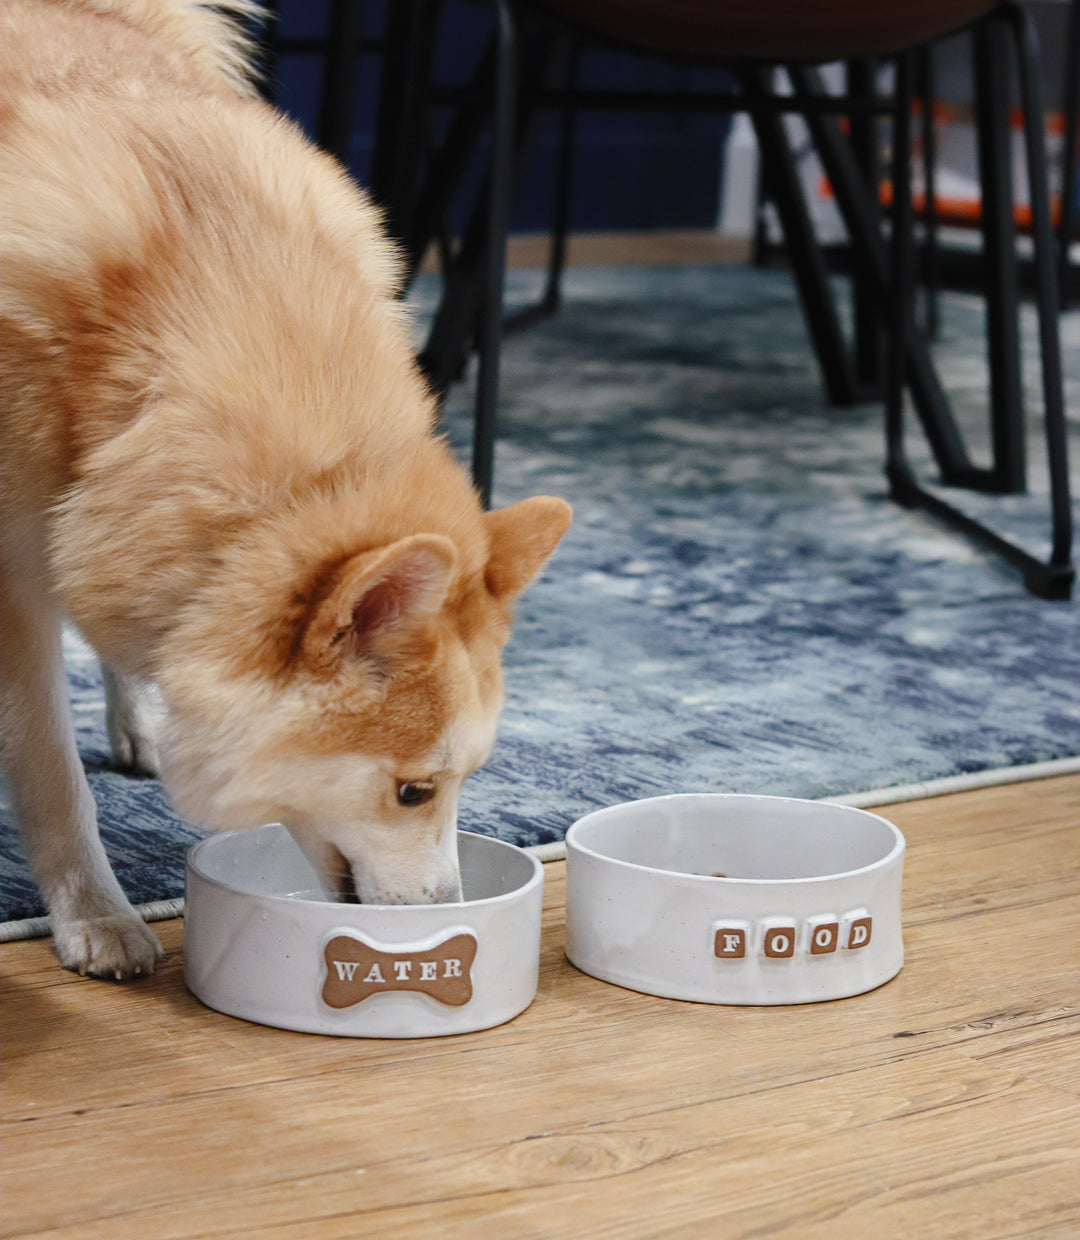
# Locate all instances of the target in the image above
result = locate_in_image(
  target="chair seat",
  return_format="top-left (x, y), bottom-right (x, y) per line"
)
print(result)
top-left (532, 0), bottom-right (1000, 61)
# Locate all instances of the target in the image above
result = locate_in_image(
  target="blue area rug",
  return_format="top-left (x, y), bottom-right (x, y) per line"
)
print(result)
top-left (2, 262), bottom-right (1078, 927)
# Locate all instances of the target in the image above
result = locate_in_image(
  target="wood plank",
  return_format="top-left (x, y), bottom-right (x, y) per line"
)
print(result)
top-left (890, 776), bottom-right (1080, 926)
top-left (959, 1015), bottom-right (1080, 1099)
top-left (12, 1050), bottom-right (1075, 1240)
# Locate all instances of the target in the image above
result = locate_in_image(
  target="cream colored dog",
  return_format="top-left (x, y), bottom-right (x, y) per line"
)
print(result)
top-left (0, 0), bottom-right (570, 979)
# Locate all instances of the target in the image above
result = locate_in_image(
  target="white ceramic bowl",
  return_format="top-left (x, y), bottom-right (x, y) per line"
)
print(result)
top-left (565, 794), bottom-right (904, 1005)
top-left (184, 826), bottom-right (543, 1037)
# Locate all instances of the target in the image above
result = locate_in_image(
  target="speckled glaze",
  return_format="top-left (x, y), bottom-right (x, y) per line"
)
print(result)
top-left (565, 794), bottom-right (904, 1004)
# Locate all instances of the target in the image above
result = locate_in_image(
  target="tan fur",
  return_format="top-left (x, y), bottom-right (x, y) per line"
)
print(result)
top-left (0, 0), bottom-right (571, 977)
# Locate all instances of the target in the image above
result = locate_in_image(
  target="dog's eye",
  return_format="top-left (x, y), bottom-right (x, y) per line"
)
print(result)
top-left (397, 780), bottom-right (436, 807)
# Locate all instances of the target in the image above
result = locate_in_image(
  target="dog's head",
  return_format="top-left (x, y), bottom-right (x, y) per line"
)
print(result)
top-left (156, 494), bottom-right (570, 905)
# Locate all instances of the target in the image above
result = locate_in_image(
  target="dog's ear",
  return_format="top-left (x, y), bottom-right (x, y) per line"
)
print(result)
top-left (483, 497), bottom-right (572, 600)
top-left (302, 534), bottom-right (457, 669)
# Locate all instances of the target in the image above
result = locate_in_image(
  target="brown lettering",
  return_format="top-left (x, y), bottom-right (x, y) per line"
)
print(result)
top-left (714, 927), bottom-right (747, 959)
top-left (763, 926), bottom-right (796, 958)
top-left (321, 933), bottom-right (477, 1008)
top-left (810, 922), bottom-right (839, 955)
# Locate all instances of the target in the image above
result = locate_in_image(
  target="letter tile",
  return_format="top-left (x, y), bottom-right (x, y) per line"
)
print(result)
top-left (762, 924), bottom-right (796, 959)
top-left (841, 909), bottom-right (873, 951)
top-left (807, 916), bottom-right (840, 956)
top-left (712, 920), bottom-right (750, 959)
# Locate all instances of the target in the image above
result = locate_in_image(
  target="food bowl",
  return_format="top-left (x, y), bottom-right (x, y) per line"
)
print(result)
top-left (184, 826), bottom-right (543, 1037)
top-left (565, 794), bottom-right (904, 1005)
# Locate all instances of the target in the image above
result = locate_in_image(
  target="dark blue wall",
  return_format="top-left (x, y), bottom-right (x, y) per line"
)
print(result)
top-left (271, 1), bottom-right (732, 232)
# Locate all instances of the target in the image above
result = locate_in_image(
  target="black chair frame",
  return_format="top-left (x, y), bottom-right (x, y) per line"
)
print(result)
top-left (274, 0), bottom-right (1076, 598)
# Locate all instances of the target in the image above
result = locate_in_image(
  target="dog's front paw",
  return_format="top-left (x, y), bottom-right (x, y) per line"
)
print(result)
top-left (108, 714), bottom-right (161, 777)
top-left (102, 665), bottom-right (162, 776)
top-left (52, 911), bottom-right (163, 980)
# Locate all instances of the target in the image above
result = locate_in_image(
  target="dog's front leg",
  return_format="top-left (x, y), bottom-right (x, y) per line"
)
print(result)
top-left (0, 583), bottom-right (162, 979)
top-left (102, 663), bottom-right (162, 776)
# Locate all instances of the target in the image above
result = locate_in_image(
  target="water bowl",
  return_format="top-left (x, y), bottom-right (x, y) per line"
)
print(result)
top-left (184, 826), bottom-right (543, 1037)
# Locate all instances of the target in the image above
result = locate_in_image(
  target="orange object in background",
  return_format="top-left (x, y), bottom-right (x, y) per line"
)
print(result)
top-left (814, 103), bottom-right (1072, 234)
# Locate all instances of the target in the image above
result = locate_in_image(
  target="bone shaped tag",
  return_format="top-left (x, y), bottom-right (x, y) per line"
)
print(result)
top-left (321, 933), bottom-right (477, 1008)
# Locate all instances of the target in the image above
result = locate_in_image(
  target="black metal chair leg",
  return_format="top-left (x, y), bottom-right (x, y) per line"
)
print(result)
top-left (370, 1), bottom-right (442, 250)
top-left (257, 0), bottom-right (280, 105)
top-left (405, 36), bottom-right (498, 286)
top-left (788, 63), bottom-right (979, 484)
top-left (538, 41), bottom-right (578, 315)
top-left (1003, 0), bottom-right (1074, 589)
top-left (741, 67), bottom-right (860, 408)
top-left (418, 24), bottom-right (555, 400)
top-left (886, 52), bottom-right (918, 503)
top-left (1060, 0), bottom-right (1079, 305)
top-left (882, 6), bottom-right (1073, 599)
top-left (504, 37), bottom-right (579, 334)
top-left (318, 0), bottom-right (365, 163)
top-left (916, 47), bottom-right (941, 340)
top-left (472, 0), bottom-right (518, 507)
top-left (847, 58), bottom-right (884, 389)
top-left (974, 16), bottom-right (1027, 493)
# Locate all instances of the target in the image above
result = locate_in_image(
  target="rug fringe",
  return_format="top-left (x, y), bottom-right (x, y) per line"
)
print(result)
top-left (0, 897), bottom-right (186, 943)
top-left (522, 754), bottom-right (1080, 865)
top-left (821, 754), bottom-right (1080, 809)
top-left (2, 756), bottom-right (1077, 942)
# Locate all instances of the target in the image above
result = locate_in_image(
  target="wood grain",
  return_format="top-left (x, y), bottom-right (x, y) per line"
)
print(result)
top-left (3, 773), bottom-right (1079, 1239)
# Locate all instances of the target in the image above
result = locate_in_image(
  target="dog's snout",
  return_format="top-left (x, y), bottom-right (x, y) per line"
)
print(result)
top-left (361, 882), bottom-right (460, 906)
top-left (326, 842), bottom-right (462, 906)
top-left (325, 847), bottom-right (361, 903)
top-left (337, 868), bottom-right (360, 903)
top-left (427, 880), bottom-right (463, 904)
top-left (333, 868), bottom-right (461, 906)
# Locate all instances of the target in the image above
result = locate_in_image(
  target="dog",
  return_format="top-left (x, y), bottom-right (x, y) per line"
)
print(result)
top-left (0, 0), bottom-right (571, 980)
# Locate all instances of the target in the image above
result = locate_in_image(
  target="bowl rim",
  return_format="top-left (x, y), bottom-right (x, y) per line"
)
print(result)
top-left (565, 792), bottom-right (905, 887)
top-left (186, 826), bottom-right (544, 911)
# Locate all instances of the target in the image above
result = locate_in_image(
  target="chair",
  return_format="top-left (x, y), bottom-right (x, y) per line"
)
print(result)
top-left (309, 1), bottom-right (1076, 597)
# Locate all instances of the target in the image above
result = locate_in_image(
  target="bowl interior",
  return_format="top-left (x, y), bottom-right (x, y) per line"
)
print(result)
top-left (190, 825), bottom-right (536, 905)
top-left (571, 795), bottom-right (901, 881)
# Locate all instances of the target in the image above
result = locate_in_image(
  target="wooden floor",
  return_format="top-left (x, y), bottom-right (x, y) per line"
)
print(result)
top-left (2, 773), bottom-right (1079, 1239)
top-left (421, 228), bottom-right (754, 274)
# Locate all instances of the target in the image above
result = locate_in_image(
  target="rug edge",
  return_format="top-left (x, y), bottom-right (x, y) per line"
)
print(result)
top-left (3, 755), bottom-right (1077, 943)
top-left (532, 754), bottom-right (1080, 864)
top-left (0, 897), bottom-right (185, 945)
